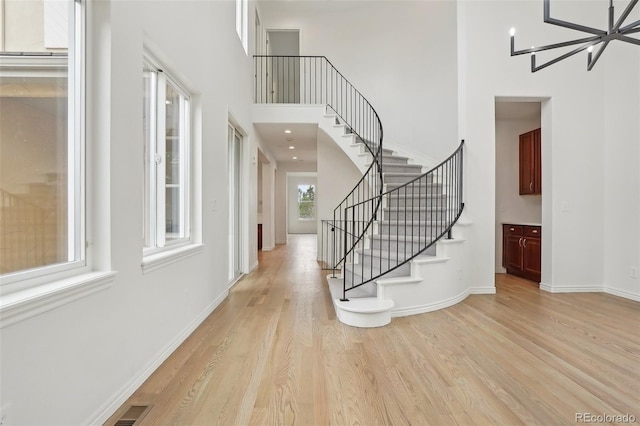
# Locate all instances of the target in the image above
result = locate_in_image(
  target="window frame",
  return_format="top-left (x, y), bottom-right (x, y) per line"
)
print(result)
top-left (142, 55), bottom-right (193, 258)
top-left (297, 184), bottom-right (316, 220)
top-left (0, 0), bottom-right (86, 289)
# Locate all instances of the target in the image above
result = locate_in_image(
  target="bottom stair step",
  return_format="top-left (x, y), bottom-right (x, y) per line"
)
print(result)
top-left (334, 297), bottom-right (395, 328)
top-left (326, 274), bottom-right (394, 327)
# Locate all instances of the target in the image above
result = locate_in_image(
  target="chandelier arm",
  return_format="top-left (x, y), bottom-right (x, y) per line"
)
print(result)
top-left (619, 35), bottom-right (640, 45)
top-left (531, 42), bottom-right (594, 72)
top-left (613, 0), bottom-right (638, 32)
top-left (587, 40), bottom-right (610, 71)
top-left (624, 28), bottom-right (640, 35)
top-left (544, 0), bottom-right (607, 35)
top-left (621, 19), bottom-right (640, 32)
top-left (512, 36), bottom-right (600, 56)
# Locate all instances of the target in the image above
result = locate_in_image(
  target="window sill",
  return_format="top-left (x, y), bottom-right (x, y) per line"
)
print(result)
top-left (141, 243), bottom-right (204, 274)
top-left (0, 270), bottom-right (117, 329)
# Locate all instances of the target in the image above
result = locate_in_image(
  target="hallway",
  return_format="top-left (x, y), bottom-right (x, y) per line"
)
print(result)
top-left (107, 235), bottom-right (639, 425)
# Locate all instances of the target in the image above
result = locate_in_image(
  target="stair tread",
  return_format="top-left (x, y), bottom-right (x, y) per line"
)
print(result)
top-left (370, 233), bottom-right (436, 241)
top-left (335, 297), bottom-right (394, 313)
top-left (382, 153), bottom-right (409, 158)
top-left (383, 206), bottom-right (448, 211)
top-left (380, 219), bottom-right (451, 225)
top-left (382, 172), bottom-right (423, 177)
top-left (384, 164), bottom-right (422, 169)
top-left (357, 248), bottom-right (436, 260)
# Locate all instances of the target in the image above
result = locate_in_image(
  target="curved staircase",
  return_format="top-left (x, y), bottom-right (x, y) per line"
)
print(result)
top-left (253, 55), bottom-right (471, 328)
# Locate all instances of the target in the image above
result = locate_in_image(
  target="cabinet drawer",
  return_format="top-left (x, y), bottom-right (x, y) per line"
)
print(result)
top-left (524, 226), bottom-right (541, 238)
top-left (503, 225), bottom-right (523, 235)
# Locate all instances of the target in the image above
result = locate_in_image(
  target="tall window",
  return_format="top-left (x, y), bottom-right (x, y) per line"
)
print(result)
top-left (297, 184), bottom-right (315, 220)
top-left (236, 0), bottom-right (248, 53)
top-left (0, 0), bottom-right (84, 279)
top-left (143, 58), bottom-right (191, 253)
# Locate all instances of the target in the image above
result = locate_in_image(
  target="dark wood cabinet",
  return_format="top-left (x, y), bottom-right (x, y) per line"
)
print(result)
top-left (519, 128), bottom-right (541, 195)
top-left (502, 224), bottom-right (541, 283)
top-left (258, 224), bottom-right (263, 251)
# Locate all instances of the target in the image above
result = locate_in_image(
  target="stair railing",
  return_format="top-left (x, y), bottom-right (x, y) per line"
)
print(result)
top-left (340, 140), bottom-right (465, 300)
top-left (254, 55), bottom-right (384, 274)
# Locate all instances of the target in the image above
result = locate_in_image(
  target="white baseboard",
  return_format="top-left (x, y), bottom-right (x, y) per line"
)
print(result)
top-left (391, 289), bottom-right (470, 317)
top-left (261, 245), bottom-right (275, 251)
top-left (87, 290), bottom-right (228, 425)
top-left (604, 286), bottom-right (640, 302)
top-left (249, 261), bottom-right (259, 272)
top-left (540, 283), bottom-right (602, 293)
top-left (470, 285), bottom-right (497, 295)
top-left (495, 267), bottom-right (507, 274)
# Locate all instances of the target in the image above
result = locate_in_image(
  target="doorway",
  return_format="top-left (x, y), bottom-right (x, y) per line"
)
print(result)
top-left (228, 123), bottom-right (244, 283)
top-left (266, 29), bottom-right (300, 103)
top-left (494, 99), bottom-right (545, 284)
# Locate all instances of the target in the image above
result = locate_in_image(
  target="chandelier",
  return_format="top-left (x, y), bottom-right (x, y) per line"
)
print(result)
top-left (510, 0), bottom-right (639, 72)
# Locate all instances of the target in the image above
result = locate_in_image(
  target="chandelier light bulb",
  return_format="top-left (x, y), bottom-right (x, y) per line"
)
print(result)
top-left (588, 46), bottom-right (594, 53)
top-left (510, 27), bottom-right (516, 37)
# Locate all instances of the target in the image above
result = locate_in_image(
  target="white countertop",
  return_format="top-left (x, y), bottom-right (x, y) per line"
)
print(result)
top-left (502, 222), bottom-right (542, 227)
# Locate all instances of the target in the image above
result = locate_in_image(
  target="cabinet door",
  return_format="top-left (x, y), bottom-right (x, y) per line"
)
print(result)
top-left (533, 128), bottom-right (542, 193)
top-left (519, 129), bottom-right (541, 195)
top-left (522, 237), bottom-right (541, 282)
top-left (504, 235), bottom-right (523, 271)
top-left (519, 131), bottom-right (534, 194)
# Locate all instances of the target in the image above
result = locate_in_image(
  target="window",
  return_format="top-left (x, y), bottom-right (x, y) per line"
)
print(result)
top-left (236, 0), bottom-right (248, 53)
top-left (0, 0), bottom-right (85, 281)
top-left (297, 184), bottom-right (315, 220)
top-left (143, 58), bottom-right (191, 254)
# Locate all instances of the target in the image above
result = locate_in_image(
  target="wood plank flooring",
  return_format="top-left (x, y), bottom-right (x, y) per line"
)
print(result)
top-left (106, 235), bottom-right (640, 425)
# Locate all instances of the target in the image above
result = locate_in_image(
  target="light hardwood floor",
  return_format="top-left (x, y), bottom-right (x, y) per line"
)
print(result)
top-left (107, 234), bottom-right (640, 425)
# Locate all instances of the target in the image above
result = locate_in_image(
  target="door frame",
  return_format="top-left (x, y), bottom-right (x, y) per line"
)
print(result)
top-left (227, 118), bottom-right (249, 285)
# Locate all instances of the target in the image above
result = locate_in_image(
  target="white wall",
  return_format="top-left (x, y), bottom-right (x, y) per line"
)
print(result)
top-left (495, 105), bottom-right (542, 272)
top-left (252, 127), bottom-right (278, 253)
top-left (0, 1), bottom-right (261, 424)
top-left (258, 1), bottom-right (459, 163)
top-left (261, 160), bottom-right (276, 250)
top-left (316, 127), bottom-right (363, 262)
top-left (603, 42), bottom-right (640, 300)
top-left (287, 174), bottom-right (317, 234)
top-left (458, 0), bottom-right (638, 296)
top-left (316, 128), bottom-right (363, 224)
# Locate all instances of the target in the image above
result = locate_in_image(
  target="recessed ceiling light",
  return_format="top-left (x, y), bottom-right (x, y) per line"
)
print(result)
top-left (292, 156), bottom-right (298, 160)
top-left (289, 146), bottom-right (295, 150)
top-left (284, 129), bottom-right (292, 134)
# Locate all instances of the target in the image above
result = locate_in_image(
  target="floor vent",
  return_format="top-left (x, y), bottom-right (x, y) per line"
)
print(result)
top-left (112, 405), bottom-right (151, 426)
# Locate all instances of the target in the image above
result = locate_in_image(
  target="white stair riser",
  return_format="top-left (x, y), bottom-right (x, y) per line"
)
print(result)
top-left (378, 224), bottom-right (450, 237)
top-left (382, 164), bottom-right (422, 174)
top-left (336, 306), bottom-right (391, 328)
